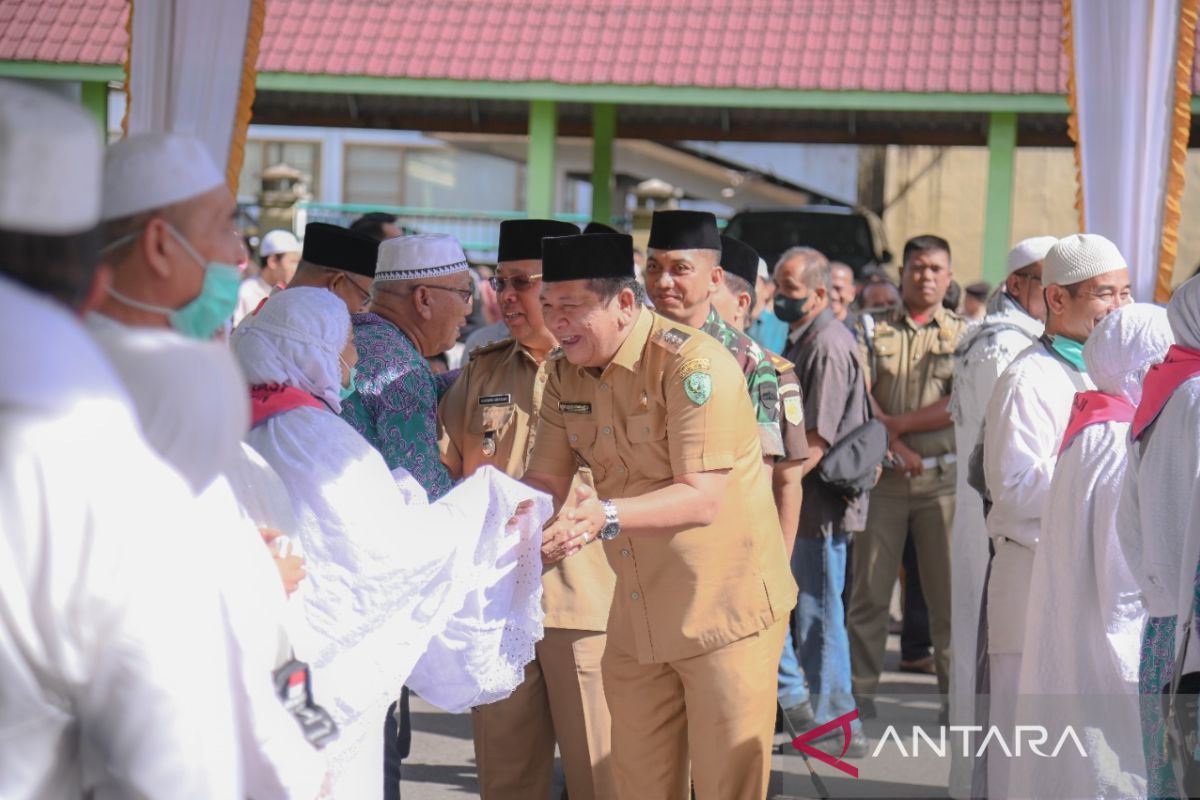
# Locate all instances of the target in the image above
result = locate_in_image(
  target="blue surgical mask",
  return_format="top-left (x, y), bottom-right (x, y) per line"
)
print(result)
top-left (106, 223), bottom-right (241, 340)
top-left (339, 357), bottom-right (358, 401)
top-left (1051, 335), bottom-right (1087, 371)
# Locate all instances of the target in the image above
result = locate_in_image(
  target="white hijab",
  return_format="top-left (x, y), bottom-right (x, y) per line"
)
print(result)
top-left (1169, 274), bottom-right (1200, 349)
top-left (1084, 303), bottom-right (1174, 405)
top-left (232, 287), bottom-right (551, 796)
top-left (231, 286), bottom-right (348, 414)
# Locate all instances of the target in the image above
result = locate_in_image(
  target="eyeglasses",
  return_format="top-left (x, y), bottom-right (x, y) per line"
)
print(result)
top-left (342, 276), bottom-right (372, 305)
top-left (489, 274), bottom-right (543, 293)
top-left (1012, 271), bottom-right (1042, 285)
top-left (416, 284), bottom-right (474, 305)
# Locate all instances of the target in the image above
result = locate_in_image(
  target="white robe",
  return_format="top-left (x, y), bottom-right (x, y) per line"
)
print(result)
top-left (246, 404), bottom-right (551, 798)
top-left (1118, 375), bottom-right (1200, 673)
top-left (947, 295), bottom-right (1042, 798)
top-left (1013, 421), bottom-right (1147, 799)
top-left (0, 277), bottom-right (241, 798)
top-left (86, 314), bottom-right (325, 798)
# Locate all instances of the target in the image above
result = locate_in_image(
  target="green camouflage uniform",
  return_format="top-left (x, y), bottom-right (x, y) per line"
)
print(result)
top-left (700, 305), bottom-right (784, 457)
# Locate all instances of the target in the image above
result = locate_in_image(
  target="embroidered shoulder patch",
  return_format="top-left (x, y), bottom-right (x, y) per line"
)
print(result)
top-left (683, 371), bottom-right (712, 406)
top-left (652, 327), bottom-right (692, 354)
top-left (783, 393), bottom-right (804, 426)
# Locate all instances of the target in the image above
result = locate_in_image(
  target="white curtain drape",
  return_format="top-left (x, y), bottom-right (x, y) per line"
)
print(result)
top-left (1068, 0), bottom-right (1192, 302)
top-left (123, 0), bottom-right (261, 186)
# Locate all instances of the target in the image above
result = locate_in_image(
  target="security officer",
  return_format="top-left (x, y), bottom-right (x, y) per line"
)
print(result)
top-left (437, 219), bottom-right (617, 800)
top-left (848, 234), bottom-right (967, 710)
top-left (643, 210), bottom-right (784, 461)
top-left (525, 232), bottom-right (796, 800)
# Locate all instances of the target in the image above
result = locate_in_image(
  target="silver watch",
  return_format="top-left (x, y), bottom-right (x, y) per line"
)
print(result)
top-left (599, 499), bottom-right (621, 541)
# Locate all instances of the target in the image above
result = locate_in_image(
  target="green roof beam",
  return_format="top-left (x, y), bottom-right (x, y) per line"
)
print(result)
top-left (0, 61), bottom-right (123, 82)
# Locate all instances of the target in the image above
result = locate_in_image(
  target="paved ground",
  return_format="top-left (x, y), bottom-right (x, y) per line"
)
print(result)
top-left (401, 631), bottom-right (949, 800)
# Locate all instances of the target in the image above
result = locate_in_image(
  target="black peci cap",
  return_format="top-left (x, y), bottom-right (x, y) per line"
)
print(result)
top-left (542, 233), bottom-right (634, 282)
top-left (301, 222), bottom-right (380, 278)
top-left (497, 219), bottom-right (580, 263)
top-left (647, 210), bottom-right (722, 252)
top-left (583, 220), bottom-right (619, 235)
top-left (719, 235), bottom-right (760, 285)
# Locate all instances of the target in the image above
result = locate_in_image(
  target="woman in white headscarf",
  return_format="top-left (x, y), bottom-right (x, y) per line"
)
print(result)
top-left (1014, 304), bottom-right (1172, 799)
top-left (231, 287), bottom-right (553, 798)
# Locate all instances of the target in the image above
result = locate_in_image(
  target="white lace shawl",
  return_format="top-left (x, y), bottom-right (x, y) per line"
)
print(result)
top-left (245, 405), bottom-right (550, 781)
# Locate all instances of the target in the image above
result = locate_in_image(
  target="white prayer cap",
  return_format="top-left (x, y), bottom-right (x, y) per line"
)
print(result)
top-left (101, 132), bottom-right (225, 222)
top-left (1043, 234), bottom-right (1127, 287)
top-left (1083, 303), bottom-right (1173, 406)
top-left (1005, 236), bottom-right (1058, 276)
top-left (374, 233), bottom-right (469, 283)
top-left (756, 258), bottom-right (769, 282)
top-left (0, 80), bottom-right (103, 235)
top-left (1168, 273), bottom-right (1200, 349)
top-left (260, 229), bottom-right (301, 257)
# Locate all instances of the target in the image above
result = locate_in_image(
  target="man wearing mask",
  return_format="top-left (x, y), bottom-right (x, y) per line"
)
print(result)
top-left (981, 233), bottom-right (1130, 798)
top-left (775, 246), bottom-right (870, 756)
top-left (285, 222), bottom-right (378, 314)
top-left (848, 235), bottom-right (966, 716)
top-left (439, 219), bottom-right (619, 800)
top-left (945, 235), bottom-right (1054, 798)
top-left (643, 209), bottom-right (783, 461)
top-left (747, 260), bottom-right (789, 354)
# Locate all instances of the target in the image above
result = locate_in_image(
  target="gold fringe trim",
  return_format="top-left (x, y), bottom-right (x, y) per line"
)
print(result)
top-left (225, 0), bottom-right (266, 193)
top-left (1063, 0), bottom-right (1085, 232)
top-left (1156, 0), bottom-right (1198, 302)
top-left (119, 0), bottom-right (133, 138)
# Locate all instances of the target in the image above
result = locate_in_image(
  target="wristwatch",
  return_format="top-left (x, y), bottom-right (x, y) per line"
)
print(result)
top-left (599, 499), bottom-right (621, 541)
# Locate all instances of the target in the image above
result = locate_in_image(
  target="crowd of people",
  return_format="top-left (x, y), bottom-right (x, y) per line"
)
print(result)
top-left (5, 78), bottom-right (1200, 800)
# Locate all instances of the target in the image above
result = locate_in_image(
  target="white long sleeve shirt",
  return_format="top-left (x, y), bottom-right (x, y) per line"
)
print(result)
top-left (0, 277), bottom-right (241, 798)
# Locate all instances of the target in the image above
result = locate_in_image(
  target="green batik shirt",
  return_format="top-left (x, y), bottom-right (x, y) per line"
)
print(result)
top-left (700, 306), bottom-right (784, 458)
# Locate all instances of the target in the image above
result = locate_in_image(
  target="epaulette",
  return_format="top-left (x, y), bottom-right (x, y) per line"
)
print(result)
top-left (468, 337), bottom-right (515, 359)
top-left (765, 350), bottom-right (794, 374)
top-left (651, 327), bottom-right (692, 354)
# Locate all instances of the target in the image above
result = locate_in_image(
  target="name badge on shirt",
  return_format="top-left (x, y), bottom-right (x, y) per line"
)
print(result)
top-left (478, 394), bottom-right (512, 406)
top-left (560, 402), bottom-right (592, 414)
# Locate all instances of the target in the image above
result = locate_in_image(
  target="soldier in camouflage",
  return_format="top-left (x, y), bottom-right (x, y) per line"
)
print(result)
top-left (643, 210), bottom-right (784, 459)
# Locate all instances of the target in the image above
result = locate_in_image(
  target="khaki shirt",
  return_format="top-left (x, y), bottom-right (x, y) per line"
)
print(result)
top-left (857, 304), bottom-right (967, 458)
top-left (438, 338), bottom-right (616, 631)
top-left (526, 310), bottom-right (797, 663)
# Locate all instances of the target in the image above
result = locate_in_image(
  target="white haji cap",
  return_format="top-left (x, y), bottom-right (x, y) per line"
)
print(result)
top-left (102, 132), bottom-right (225, 222)
top-left (0, 80), bottom-right (102, 234)
top-left (756, 257), bottom-right (769, 281)
top-left (374, 233), bottom-right (469, 282)
top-left (1005, 235), bottom-right (1058, 276)
top-left (1043, 233), bottom-right (1128, 287)
top-left (260, 229), bottom-right (301, 257)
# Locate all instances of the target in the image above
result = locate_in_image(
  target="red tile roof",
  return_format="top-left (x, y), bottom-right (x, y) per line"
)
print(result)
top-left (2, 0), bottom-right (1198, 96)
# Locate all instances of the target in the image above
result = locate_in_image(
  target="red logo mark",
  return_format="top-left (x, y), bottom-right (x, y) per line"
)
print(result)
top-left (791, 710), bottom-right (861, 778)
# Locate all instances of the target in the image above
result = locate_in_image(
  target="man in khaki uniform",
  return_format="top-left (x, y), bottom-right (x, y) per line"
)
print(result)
top-left (438, 219), bottom-right (617, 800)
top-left (848, 235), bottom-right (967, 709)
top-left (525, 232), bottom-right (796, 800)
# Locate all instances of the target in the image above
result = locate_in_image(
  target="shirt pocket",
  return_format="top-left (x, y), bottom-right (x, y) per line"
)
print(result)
top-left (563, 417), bottom-right (602, 479)
top-left (929, 339), bottom-right (957, 383)
top-left (871, 331), bottom-right (901, 378)
top-left (626, 406), bottom-right (672, 481)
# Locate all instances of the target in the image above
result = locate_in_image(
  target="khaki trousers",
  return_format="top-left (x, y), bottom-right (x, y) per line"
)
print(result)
top-left (472, 628), bottom-right (614, 800)
top-left (849, 465), bottom-right (955, 695)
top-left (601, 617), bottom-right (788, 800)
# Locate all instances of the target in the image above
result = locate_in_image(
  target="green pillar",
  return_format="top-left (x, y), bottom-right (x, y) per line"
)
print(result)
top-left (981, 111), bottom-right (1017, 286)
top-left (80, 81), bottom-right (108, 141)
top-left (527, 100), bottom-right (557, 218)
top-left (590, 103), bottom-right (616, 224)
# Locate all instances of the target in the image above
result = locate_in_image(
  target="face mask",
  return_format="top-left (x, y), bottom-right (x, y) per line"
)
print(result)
top-left (773, 293), bottom-right (811, 324)
top-left (339, 357), bottom-right (358, 401)
top-left (106, 223), bottom-right (241, 340)
top-left (1051, 335), bottom-right (1087, 371)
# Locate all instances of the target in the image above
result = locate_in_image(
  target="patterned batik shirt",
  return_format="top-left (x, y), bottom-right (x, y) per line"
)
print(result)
top-left (700, 305), bottom-right (784, 458)
top-left (340, 312), bottom-right (455, 501)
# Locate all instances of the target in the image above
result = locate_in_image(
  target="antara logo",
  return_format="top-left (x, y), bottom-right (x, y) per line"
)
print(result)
top-left (791, 710), bottom-right (860, 778)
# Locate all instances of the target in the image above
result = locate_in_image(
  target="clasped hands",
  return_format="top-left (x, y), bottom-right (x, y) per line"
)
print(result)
top-left (539, 484), bottom-right (605, 565)
top-left (878, 409), bottom-right (924, 477)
